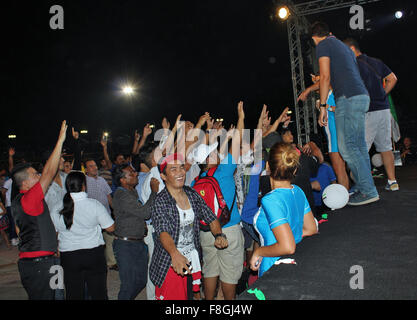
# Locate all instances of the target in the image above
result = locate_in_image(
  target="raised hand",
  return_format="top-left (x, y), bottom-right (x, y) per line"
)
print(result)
top-left (226, 124), bottom-right (237, 140)
top-left (134, 130), bottom-right (141, 141)
top-left (72, 127), bottom-right (79, 140)
top-left (143, 123), bottom-right (153, 137)
top-left (277, 107), bottom-right (290, 124)
top-left (237, 101), bottom-right (245, 119)
top-left (213, 120), bottom-right (223, 131)
top-left (262, 111), bottom-right (271, 129)
top-left (283, 116), bottom-right (291, 128)
top-left (162, 117), bottom-right (170, 130)
top-left (100, 136), bottom-right (107, 148)
top-left (8, 147), bottom-right (15, 157)
top-left (206, 116), bottom-right (216, 131)
top-left (58, 120), bottom-right (68, 143)
top-left (173, 114), bottom-right (182, 130)
top-left (257, 104), bottom-right (268, 129)
top-left (197, 112), bottom-right (210, 128)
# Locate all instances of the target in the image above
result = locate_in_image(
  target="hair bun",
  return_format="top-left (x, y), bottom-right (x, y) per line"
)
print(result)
top-left (282, 150), bottom-right (297, 167)
top-left (268, 142), bottom-right (300, 181)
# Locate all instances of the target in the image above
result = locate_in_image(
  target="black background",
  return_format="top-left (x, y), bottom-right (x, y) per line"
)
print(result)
top-left (1, 0), bottom-right (416, 161)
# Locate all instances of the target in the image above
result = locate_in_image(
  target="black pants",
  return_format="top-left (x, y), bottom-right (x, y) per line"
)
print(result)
top-left (6, 207), bottom-right (18, 239)
top-left (60, 245), bottom-right (108, 300)
top-left (18, 255), bottom-right (60, 300)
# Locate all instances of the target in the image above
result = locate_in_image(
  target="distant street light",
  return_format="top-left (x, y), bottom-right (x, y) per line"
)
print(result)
top-left (80, 130), bottom-right (88, 134)
top-left (8, 134), bottom-right (16, 139)
top-left (122, 86), bottom-right (134, 95)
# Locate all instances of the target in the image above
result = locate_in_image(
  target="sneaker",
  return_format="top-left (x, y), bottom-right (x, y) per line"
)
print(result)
top-left (348, 192), bottom-right (379, 206)
top-left (385, 181), bottom-right (399, 191)
top-left (348, 187), bottom-right (358, 196)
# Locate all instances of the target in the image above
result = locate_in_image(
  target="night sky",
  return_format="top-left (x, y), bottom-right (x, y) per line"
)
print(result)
top-left (1, 0), bottom-right (416, 161)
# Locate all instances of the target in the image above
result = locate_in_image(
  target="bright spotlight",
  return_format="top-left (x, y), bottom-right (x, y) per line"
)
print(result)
top-left (395, 11), bottom-right (403, 19)
top-left (122, 86), bottom-right (134, 95)
top-left (277, 6), bottom-right (290, 20)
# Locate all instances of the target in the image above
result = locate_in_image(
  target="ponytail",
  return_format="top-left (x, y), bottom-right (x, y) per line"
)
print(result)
top-left (59, 171), bottom-right (86, 230)
top-left (60, 193), bottom-right (75, 230)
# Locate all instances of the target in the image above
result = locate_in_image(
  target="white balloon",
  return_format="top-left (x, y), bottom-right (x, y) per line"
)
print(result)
top-left (322, 184), bottom-right (349, 210)
top-left (371, 153), bottom-right (383, 167)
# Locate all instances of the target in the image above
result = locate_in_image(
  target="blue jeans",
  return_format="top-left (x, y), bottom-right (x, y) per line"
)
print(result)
top-left (335, 94), bottom-right (378, 197)
top-left (113, 239), bottom-right (148, 300)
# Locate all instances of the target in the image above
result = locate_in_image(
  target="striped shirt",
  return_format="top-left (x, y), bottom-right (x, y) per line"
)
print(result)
top-left (86, 175), bottom-right (112, 214)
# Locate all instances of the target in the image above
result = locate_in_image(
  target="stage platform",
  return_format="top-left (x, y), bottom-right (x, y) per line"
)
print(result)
top-left (238, 165), bottom-right (417, 300)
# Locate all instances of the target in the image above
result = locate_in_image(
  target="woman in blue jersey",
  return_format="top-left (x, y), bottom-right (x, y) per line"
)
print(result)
top-left (250, 143), bottom-right (318, 277)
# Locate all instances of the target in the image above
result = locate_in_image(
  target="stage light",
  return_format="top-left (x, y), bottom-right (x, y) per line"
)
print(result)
top-left (80, 130), bottom-right (88, 134)
top-left (277, 6), bottom-right (290, 20)
top-left (395, 11), bottom-right (403, 19)
top-left (8, 134), bottom-right (16, 139)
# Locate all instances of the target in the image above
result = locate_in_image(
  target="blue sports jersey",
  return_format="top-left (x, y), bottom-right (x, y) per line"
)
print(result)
top-left (254, 185), bottom-right (311, 277)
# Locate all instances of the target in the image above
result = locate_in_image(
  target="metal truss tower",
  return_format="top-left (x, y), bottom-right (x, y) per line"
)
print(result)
top-left (282, 0), bottom-right (380, 146)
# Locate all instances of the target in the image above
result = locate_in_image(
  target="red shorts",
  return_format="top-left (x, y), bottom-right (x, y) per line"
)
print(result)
top-left (155, 267), bottom-right (202, 300)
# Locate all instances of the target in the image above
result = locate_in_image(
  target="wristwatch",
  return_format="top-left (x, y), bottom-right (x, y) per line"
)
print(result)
top-left (214, 233), bottom-right (227, 240)
top-left (320, 103), bottom-right (327, 108)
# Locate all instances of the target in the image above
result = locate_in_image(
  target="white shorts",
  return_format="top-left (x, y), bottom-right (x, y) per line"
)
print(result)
top-left (365, 109), bottom-right (392, 153)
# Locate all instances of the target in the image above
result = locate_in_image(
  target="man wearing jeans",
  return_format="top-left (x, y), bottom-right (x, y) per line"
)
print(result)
top-left (311, 21), bottom-right (379, 206)
top-left (344, 38), bottom-right (399, 192)
top-left (112, 163), bottom-right (159, 300)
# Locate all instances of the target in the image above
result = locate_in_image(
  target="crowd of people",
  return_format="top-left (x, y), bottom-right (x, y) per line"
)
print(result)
top-left (0, 21), bottom-right (412, 300)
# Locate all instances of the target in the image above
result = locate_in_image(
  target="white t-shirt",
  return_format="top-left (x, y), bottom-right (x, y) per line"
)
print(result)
top-left (140, 166), bottom-right (165, 203)
top-left (51, 192), bottom-right (114, 252)
top-left (176, 205), bottom-right (201, 283)
top-left (2, 178), bottom-right (12, 207)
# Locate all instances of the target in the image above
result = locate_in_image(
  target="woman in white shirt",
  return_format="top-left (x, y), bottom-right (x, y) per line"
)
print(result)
top-left (51, 171), bottom-right (115, 300)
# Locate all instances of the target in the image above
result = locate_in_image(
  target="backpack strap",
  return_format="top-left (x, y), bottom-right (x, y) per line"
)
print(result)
top-left (195, 165), bottom-right (237, 213)
top-left (206, 166), bottom-right (218, 177)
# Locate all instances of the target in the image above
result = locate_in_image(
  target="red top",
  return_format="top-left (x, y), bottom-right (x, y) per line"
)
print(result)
top-left (19, 182), bottom-right (55, 259)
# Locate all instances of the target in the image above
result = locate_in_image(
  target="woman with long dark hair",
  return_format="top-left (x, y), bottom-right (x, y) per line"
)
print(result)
top-left (51, 171), bottom-right (115, 300)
